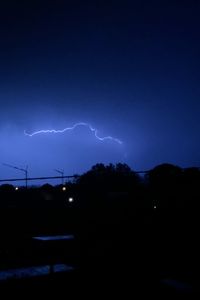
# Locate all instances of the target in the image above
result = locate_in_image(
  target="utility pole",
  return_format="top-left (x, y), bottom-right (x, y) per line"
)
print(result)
top-left (54, 169), bottom-right (64, 185)
top-left (3, 163), bottom-right (28, 188)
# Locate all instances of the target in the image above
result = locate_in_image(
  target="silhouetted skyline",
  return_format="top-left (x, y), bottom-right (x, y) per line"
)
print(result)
top-left (0, 0), bottom-right (200, 179)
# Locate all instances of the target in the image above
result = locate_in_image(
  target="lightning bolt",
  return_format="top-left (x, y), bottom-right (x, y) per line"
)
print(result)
top-left (24, 122), bottom-right (123, 145)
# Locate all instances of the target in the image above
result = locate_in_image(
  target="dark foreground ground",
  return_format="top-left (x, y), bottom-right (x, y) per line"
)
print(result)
top-left (0, 207), bottom-right (199, 298)
top-left (0, 266), bottom-right (198, 299)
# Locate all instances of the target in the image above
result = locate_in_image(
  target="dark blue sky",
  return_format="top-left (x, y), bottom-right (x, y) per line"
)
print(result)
top-left (0, 0), bottom-right (200, 181)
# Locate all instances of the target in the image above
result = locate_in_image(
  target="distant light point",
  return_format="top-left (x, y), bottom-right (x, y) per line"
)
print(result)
top-left (68, 197), bottom-right (74, 203)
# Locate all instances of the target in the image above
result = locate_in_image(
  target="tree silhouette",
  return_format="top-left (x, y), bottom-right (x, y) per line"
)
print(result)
top-left (147, 163), bottom-right (182, 209)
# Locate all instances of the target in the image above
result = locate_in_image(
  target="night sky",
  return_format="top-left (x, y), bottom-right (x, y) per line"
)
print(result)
top-left (0, 0), bottom-right (200, 182)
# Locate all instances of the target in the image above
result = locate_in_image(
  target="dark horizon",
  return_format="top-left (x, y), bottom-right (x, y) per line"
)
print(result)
top-left (0, 162), bottom-right (199, 187)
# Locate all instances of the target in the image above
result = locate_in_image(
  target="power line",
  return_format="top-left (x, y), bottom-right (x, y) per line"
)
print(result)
top-left (0, 175), bottom-right (78, 183)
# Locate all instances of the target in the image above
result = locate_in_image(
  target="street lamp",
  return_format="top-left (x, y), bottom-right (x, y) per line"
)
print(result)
top-left (3, 163), bottom-right (28, 188)
top-left (54, 169), bottom-right (64, 185)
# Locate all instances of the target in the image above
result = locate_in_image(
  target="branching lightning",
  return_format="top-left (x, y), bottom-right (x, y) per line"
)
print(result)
top-left (24, 122), bottom-right (123, 145)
